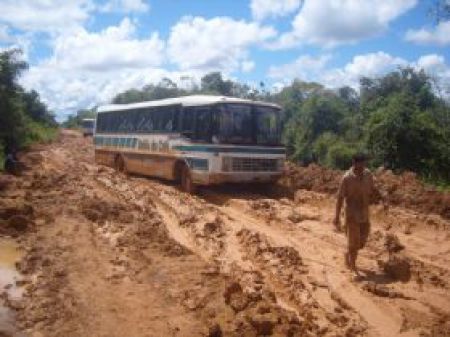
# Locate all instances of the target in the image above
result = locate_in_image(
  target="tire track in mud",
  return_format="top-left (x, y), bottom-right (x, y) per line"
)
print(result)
top-left (124, 180), bottom-right (370, 337)
top-left (204, 189), bottom-right (450, 337)
top-left (129, 179), bottom-right (450, 337)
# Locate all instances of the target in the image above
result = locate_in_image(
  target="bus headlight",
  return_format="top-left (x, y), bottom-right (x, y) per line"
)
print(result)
top-left (222, 157), bottom-right (232, 172)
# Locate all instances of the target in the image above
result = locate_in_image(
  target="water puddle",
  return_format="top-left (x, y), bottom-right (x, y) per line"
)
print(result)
top-left (0, 238), bottom-right (24, 336)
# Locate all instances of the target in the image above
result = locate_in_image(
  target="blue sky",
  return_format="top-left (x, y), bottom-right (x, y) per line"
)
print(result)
top-left (0, 0), bottom-right (449, 120)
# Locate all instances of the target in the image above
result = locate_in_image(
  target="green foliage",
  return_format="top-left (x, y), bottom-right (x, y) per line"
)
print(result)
top-left (0, 48), bottom-right (56, 169)
top-left (282, 92), bottom-right (348, 164)
top-left (362, 68), bottom-right (450, 182)
top-left (325, 141), bottom-right (356, 170)
top-left (201, 72), bottom-right (233, 96)
top-left (23, 120), bottom-right (58, 147)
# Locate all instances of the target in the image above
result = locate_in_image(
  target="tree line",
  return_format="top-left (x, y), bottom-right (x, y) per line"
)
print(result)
top-left (100, 70), bottom-right (450, 184)
top-left (0, 49), bottom-right (57, 167)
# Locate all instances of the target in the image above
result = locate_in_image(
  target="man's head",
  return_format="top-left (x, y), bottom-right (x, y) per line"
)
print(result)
top-left (352, 153), bottom-right (367, 175)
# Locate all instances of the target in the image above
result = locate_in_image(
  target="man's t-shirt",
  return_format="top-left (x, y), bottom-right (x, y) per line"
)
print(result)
top-left (337, 168), bottom-right (380, 224)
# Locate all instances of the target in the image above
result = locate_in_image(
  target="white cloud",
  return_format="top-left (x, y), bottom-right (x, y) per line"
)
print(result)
top-left (269, 52), bottom-right (408, 88)
top-left (20, 18), bottom-right (167, 118)
top-left (0, 25), bottom-right (12, 42)
top-left (416, 54), bottom-right (448, 73)
top-left (272, 0), bottom-right (417, 49)
top-left (415, 54), bottom-right (450, 95)
top-left (323, 52), bottom-right (408, 87)
top-left (46, 18), bottom-right (164, 71)
top-left (250, 0), bottom-right (301, 21)
top-left (241, 60), bottom-right (256, 73)
top-left (405, 21), bottom-right (450, 46)
top-left (167, 16), bottom-right (276, 73)
top-left (268, 54), bottom-right (331, 80)
top-left (0, 0), bottom-right (94, 34)
top-left (99, 0), bottom-right (149, 13)
top-left (270, 52), bottom-right (450, 96)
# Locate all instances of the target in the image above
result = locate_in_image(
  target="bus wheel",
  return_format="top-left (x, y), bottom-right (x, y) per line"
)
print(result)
top-left (181, 165), bottom-right (196, 194)
top-left (114, 155), bottom-right (126, 174)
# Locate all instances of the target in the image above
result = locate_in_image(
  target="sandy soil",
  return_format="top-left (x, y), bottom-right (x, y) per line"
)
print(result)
top-left (0, 130), bottom-right (449, 337)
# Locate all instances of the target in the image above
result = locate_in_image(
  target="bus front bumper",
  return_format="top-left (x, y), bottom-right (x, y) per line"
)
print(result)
top-left (192, 171), bottom-right (282, 185)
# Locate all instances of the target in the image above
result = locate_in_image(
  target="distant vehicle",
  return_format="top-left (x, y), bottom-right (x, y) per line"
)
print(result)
top-left (94, 95), bottom-right (285, 193)
top-left (81, 118), bottom-right (95, 137)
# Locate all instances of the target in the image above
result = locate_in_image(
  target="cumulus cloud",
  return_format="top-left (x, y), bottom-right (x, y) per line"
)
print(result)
top-left (99, 0), bottom-right (149, 13)
top-left (0, 0), bottom-right (94, 34)
top-left (270, 52), bottom-right (450, 96)
top-left (0, 25), bottom-right (12, 42)
top-left (322, 52), bottom-right (408, 88)
top-left (46, 18), bottom-right (164, 71)
top-left (268, 54), bottom-right (332, 80)
top-left (20, 18), bottom-right (167, 118)
top-left (241, 60), bottom-right (256, 73)
top-left (167, 16), bottom-right (276, 73)
top-left (250, 0), bottom-right (301, 21)
top-left (271, 0), bottom-right (417, 49)
top-left (405, 21), bottom-right (450, 46)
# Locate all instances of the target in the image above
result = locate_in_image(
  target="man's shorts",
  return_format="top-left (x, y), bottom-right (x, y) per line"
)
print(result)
top-left (345, 221), bottom-right (370, 252)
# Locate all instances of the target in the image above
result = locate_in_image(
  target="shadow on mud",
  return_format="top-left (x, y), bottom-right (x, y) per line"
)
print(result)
top-left (197, 182), bottom-right (294, 206)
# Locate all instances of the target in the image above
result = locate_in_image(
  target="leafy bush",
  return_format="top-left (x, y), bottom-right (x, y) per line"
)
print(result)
top-left (325, 142), bottom-right (355, 170)
top-left (0, 48), bottom-right (57, 171)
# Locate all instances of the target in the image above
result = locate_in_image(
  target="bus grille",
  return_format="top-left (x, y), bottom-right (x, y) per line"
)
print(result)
top-left (231, 157), bottom-right (279, 172)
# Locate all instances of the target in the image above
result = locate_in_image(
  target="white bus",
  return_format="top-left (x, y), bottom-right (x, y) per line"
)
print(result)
top-left (81, 118), bottom-right (95, 137)
top-left (94, 95), bottom-right (285, 192)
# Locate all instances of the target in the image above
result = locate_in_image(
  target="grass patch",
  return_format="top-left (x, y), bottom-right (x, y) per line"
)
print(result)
top-left (23, 121), bottom-right (58, 147)
top-left (0, 122), bottom-right (58, 172)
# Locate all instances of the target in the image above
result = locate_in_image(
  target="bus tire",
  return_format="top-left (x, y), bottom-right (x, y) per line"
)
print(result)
top-left (114, 154), bottom-right (127, 174)
top-left (180, 164), bottom-right (196, 194)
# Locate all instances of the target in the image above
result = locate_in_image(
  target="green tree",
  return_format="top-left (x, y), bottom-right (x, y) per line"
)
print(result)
top-left (283, 93), bottom-right (347, 164)
top-left (366, 92), bottom-right (448, 179)
top-left (0, 49), bottom-right (28, 149)
top-left (200, 72), bottom-right (233, 96)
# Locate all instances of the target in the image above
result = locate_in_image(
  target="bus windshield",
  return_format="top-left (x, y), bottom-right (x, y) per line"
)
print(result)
top-left (214, 104), bottom-right (282, 146)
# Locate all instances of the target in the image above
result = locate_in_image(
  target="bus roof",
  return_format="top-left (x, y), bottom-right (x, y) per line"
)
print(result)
top-left (82, 118), bottom-right (95, 121)
top-left (97, 95), bottom-right (281, 114)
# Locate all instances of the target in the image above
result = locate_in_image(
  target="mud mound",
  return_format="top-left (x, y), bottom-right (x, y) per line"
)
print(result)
top-left (380, 253), bottom-right (412, 282)
top-left (281, 163), bottom-right (450, 219)
top-left (0, 199), bottom-right (35, 236)
top-left (362, 281), bottom-right (410, 299)
top-left (222, 277), bottom-right (314, 337)
top-left (80, 198), bottom-right (130, 224)
top-left (384, 233), bottom-right (405, 253)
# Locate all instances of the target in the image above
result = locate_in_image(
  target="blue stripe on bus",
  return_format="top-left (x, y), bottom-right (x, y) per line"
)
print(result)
top-left (172, 145), bottom-right (285, 154)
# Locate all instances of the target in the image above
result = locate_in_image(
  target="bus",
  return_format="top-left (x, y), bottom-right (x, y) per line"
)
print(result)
top-left (81, 118), bottom-right (95, 137)
top-left (94, 95), bottom-right (285, 192)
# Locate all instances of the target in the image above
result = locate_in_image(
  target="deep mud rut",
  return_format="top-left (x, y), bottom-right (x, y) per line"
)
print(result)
top-left (0, 130), bottom-right (449, 337)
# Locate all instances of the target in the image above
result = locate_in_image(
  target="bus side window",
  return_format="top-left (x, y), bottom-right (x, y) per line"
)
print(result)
top-left (181, 107), bottom-right (195, 135)
top-left (172, 106), bottom-right (180, 132)
top-left (195, 107), bottom-right (211, 143)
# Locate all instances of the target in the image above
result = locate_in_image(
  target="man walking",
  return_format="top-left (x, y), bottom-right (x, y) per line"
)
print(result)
top-left (333, 153), bottom-right (387, 273)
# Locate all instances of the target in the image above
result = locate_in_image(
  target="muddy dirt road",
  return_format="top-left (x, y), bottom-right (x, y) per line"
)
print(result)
top-left (0, 130), bottom-right (449, 337)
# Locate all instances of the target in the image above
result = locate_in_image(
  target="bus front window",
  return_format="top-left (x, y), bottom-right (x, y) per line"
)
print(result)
top-left (255, 106), bottom-right (282, 146)
top-left (216, 104), bottom-right (253, 144)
